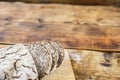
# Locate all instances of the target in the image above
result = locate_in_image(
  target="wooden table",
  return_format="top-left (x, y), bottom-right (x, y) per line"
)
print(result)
top-left (0, 2), bottom-right (120, 51)
top-left (0, 2), bottom-right (120, 80)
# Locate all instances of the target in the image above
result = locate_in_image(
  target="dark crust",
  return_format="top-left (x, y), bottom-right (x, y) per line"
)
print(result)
top-left (41, 41), bottom-right (59, 72)
top-left (28, 41), bottom-right (64, 78)
top-left (29, 42), bottom-right (52, 78)
top-left (50, 41), bottom-right (64, 67)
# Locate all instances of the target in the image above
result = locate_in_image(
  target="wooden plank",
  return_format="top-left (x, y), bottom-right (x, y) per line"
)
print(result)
top-left (0, 2), bottom-right (120, 51)
top-left (1, 0), bottom-right (120, 6)
top-left (0, 2), bottom-right (119, 26)
top-left (0, 45), bottom-right (9, 48)
top-left (69, 49), bottom-right (120, 80)
top-left (0, 22), bottom-right (120, 51)
top-left (41, 50), bottom-right (75, 80)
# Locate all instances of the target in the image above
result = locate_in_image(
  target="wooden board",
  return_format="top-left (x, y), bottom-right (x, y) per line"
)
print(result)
top-left (41, 50), bottom-right (75, 80)
top-left (69, 49), bottom-right (120, 80)
top-left (1, 0), bottom-right (120, 6)
top-left (0, 2), bottom-right (120, 51)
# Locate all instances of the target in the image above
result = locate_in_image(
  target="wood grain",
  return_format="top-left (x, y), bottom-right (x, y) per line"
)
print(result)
top-left (0, 2), bottom-right (120, 51)
top-left (69, 49), bottom-right (120, 80)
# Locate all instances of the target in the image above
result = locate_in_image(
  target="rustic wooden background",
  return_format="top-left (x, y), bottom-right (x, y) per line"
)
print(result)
top-left (0, 2), bottom-right (120, 51)
top-left (0, 1), bottom-right (120, 80)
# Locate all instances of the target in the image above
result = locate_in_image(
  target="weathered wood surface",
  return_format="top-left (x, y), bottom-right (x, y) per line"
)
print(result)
top-left (69, 49), bottom-right (120, 80)
top-left (41, 50), bottom-right (75, 80)
top-left (0, 2), bottom-right (120, 51)
top-left (2, 0), bottom-right (120, 6)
